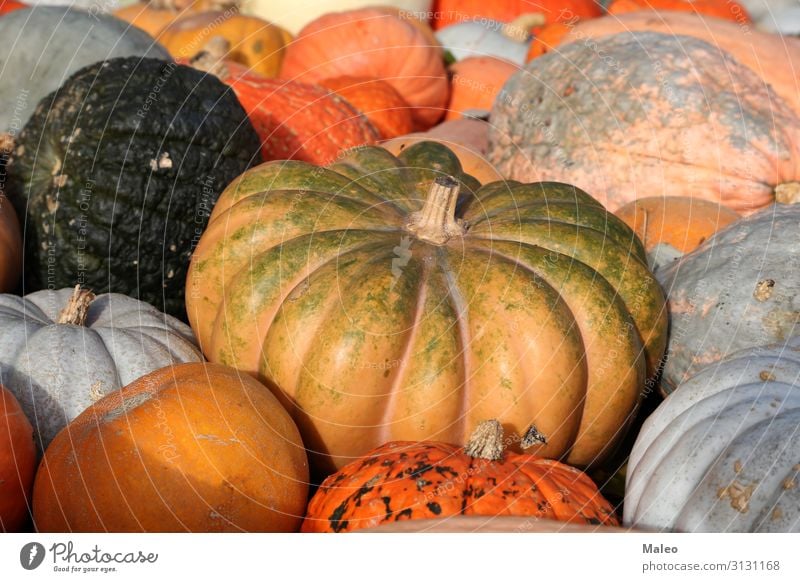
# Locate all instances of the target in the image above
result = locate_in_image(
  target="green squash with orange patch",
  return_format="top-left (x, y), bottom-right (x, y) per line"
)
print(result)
top-left (186, 141), bottom-right (667, 476)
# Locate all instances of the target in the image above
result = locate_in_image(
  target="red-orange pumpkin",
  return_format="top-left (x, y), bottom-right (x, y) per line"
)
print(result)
top-left (431, 0), bottom-right (602, 30)
top-left (607, 0), bottom-right (751, 22)
top-left (446, 56), bottom-right (518, 120)
top-left (0, 0), bottom-right (24, 15)
top-left (280, 8), bottom-right (449, 129)
top-left (0, 385), bottom-right (35, 532)
top-left (302, 420), bottom-right (619, 532)
top-left (0, 191), bottom-right (21, 293)
top-left (319, 76), bottom-right (414, 139)
top-left (32, 362), bottom-right (309, 532)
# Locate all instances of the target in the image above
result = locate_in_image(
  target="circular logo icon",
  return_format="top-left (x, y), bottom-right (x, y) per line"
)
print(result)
top-left (20, 542), bottom-right (46, 570)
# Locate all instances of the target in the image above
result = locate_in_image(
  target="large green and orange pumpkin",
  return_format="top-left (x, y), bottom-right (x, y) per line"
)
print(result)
top-left (186, 141), bottom-right (667, 476)
top-left (303, 420), bottom-right (619, 532)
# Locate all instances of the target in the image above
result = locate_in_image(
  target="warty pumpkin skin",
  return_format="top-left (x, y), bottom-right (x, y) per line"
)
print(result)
top-left (186, 141), bottom-right (667, 475)
top-left (657, 201), bottom-right (800, 392)
top-left (8, 57), bottom-right (261, 319)
top-left (0, 7), bottom-right (171, 133)
top-left (280, 8), bottom-right (449, 129)
top-left (32, 362), bottom-right (309, 532)
top-left (489, 32), bottom-right (800, 215)
top-left (625, 337), bottom-right (800, 532)
top-left (302, 421), bottom-right (619, 532)
top-left (0, 192), bottom-right (21, 292)
top-left (0, 287), bottom-right (203, 451)
top-left (0, 385), bottom-right (36, 532)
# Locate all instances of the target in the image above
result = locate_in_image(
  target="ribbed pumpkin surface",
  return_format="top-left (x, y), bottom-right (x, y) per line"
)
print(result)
top-left (186, 142), bottom-right (666, 475)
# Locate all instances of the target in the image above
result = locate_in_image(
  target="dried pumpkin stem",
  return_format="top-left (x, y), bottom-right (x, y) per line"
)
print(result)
top-left (464, 420), bottom-right (505, 460)
top-left (57, 285), bottom-right (95, 326)
top-left (406, 176), bottom-right (465, 245)
top-left (775, 182), bottom-right (800, 205)
top-left (502, 13), bottom-right (547, 43)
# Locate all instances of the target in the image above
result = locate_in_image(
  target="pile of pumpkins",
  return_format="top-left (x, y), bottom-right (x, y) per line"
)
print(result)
top-left (1, 0), bottom-right (799, 534)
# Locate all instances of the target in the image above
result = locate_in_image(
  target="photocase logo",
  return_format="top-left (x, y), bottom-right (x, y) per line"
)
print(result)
top-left (20, 542), bottom-right (46, 570)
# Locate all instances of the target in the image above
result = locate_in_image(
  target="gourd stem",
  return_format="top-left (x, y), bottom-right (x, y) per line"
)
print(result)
top-left (502, 13), bottom-right (547, 43)
top-left (775, 182), bottom-right (800, 205)
top-left (406, 176), bottom-right (465, 245)
top-left (57, 285), bottom-right (95, 326)
top-left (190, 36), bottom-right (231, 79)
top-left (464, 420), bottom-right (505, 460)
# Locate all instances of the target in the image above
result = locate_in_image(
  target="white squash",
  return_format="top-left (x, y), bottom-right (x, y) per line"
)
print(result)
top-left (435, 20), bottom-right (530, 64)
top-left (625, 336), bottom-right (800, 532)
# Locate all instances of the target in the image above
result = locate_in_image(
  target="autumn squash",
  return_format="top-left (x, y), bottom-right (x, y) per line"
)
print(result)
top-left (0, 0), bottom-right (24, 15)
top-left (0, 385), bottom-right (35, 532)
top-left (526, 21), bottom-right (572, 60)
top-left (0, 286), bottom-right (203, 451)
top-left (280, 8), bottom-right (449, 129)
top-left (241, 0), bottom-right (434, 35)
top-left (657, 200), bottom-right (800, 392)
top-left (430, 0), bottom-right (602, 30)
top-left (189, 47), bottom-right (380, 164)
top-left (32, 362), bottom-right (309, 532)
top-left (186, 141), bottom-right (667, 475)
top-left (320, 76), bottom-right (414, 140)
top-left (380, 118), bottom-right (502, 183)
top-left (367, 516), bottom-right (636, 532)
top-left (303, 420), bottom-right (619, 532)
top-left (607, 0), bottom-right (751, 22)
top-left (114, 0), bottom-right (203, 38)
top-left (625, 337), bottom-right (800, 532)
top-left (7, 56), bottom-right (260, 319)
top-left (489, 32), bottom-right (800, 215)
top-left (0, 192), bottom-right (21, 292)
top-left (158, 10), bottom-right (292, 77)
top-left (446, 56), bottom-right (518, 120)
top-left (549, 11), bottom-right (800, 117)
top-left (0, 6), bottom-right (170, 133)
top-left (614, 197), bottom-right (740, 271)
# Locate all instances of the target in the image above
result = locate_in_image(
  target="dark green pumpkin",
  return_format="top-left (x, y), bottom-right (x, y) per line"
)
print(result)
top-left (8, 57), bottom-right (261, 319)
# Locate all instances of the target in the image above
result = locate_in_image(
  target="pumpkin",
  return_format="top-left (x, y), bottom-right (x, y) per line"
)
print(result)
top-left (319, 76), bottom-right (414, 140)
top-left (186, 141), bottom-right (667, 475)
top-left (113, 0), bottom-right (202, 38)
top-left (657, 200), bottom-right (800, 392)
top-left (189, 48), bottom-right (380, 164)
top-left (303, 420), bottom-right (619, 532)
top-left (158, 10), bottom-right (292, 78)
top-left (241, 0), bottom-right (434, 36)
top-left (0, 286), bottom-right (203, 451)
top-left (366, 515), bottom-right (636, 532)
top-left (0, 385), bottom-right (35, 532)
top-left (0, 0), bottom-right (24, 15)
top-left (7, 56), bottom-right (260, 319)
top-left (446, 56), bottom-right (518, 120)
top-left (430, 0), bottom-right (603, 30)
top-left (489, 32), bottom-right (800, 215)
top-left (526, 21), bottom-right (572, 61)
top-left (32, 362), bottom-right (309, 532)
top-left (280, 8), bottom-right (449, 129)
top-left (0, 191), bottom-right (21, 292)
top-left (550, 11), bottom-right (800, 117)
top-left (614, 197), bottom-right (740, 271)
top-left (380, 118), bottom-right (502, 183)
top-left (436, 19), bottom-right (531, 65)
top-left (607, 0), bottom-right (751, 22)
top-left (625, 337), bottom-right (800, 532)
top-left (0, 6), bottom-right (170, 133)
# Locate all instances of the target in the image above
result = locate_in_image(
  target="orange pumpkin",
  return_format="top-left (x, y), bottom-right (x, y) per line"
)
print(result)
top-left (446, 56), bottom-right (518, 120)
top-left (32, 362), bottom-right (309, 532)
top-left (0, 191), bottom-right (21, 293)
top-left (0, 0), bottom-right (25, 15)
top-left (607, 0), bottom-right (751, 22)
top-left (431, 0), bottom-right (602, 30)
top-left (615, 196), bottom-right (740, 254)
top-left (159, 10), bottom-right (292, 77)
top-left (302, 420), bottom-right (619, 532)
top-left (527, 21), bottom-right (572, 61)
top-left (0, 385), bottom-right (35, 532)
top-left (280, 8), bottom-right (449, 129)
top-left (381, 117), bottom-right (502, 183)
top-left (319, 76), bottom-right (414, 139)
top-left (114, 0), bottom-right (201, 38)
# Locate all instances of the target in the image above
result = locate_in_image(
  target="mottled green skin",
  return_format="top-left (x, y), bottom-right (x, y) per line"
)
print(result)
top-left (9, 57), bottom-right (261, 319)
top-left (189, 142), bottom-right (667, 475)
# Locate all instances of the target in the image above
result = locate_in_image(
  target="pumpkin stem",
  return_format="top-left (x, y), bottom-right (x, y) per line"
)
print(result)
top-left (775, 182), bottom-right (800, 205)
top-left (502, 13), bottom-right (547, 43)
top-left (464, 420), bottom-right (505, 460)
top-left (406, 176), bottom-right (465, 245)
top-left (520, 424), bottom-right (548, 448)
top-left (57, 285), bottom-right (95, 326)
top-left (190, 36), bottom-right (231, 79)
